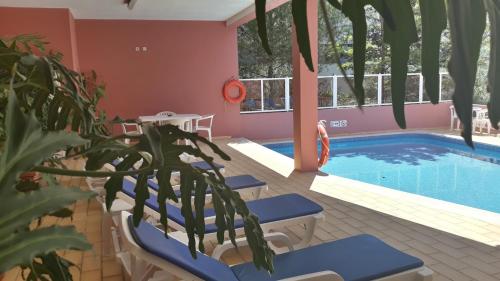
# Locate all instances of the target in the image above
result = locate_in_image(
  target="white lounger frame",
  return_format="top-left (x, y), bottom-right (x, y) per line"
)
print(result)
top-left (118, 212), bottom-right (433, 281)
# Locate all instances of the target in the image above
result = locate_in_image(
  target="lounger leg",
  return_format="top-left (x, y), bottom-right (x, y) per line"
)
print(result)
top-left (294, 213), bottom-right (325, 249)
top-left (130, 255), bottom-right (149, 281)
top-left (254, 187), bottom-right (263, 200)
top-left (417, 267), bottom-right (433, 281)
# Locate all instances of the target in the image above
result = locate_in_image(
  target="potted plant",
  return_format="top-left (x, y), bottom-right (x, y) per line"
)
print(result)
top-left (0, 36), bottom-right (274, 279)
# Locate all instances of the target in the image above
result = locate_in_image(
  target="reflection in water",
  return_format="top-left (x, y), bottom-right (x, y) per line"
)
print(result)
top-left (323, 143), bottom-right (500, 213)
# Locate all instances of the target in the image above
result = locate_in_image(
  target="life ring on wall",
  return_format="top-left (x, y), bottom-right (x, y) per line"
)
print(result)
top-left (223, 79), bottom-right (247, 104)
top-left (318, 120), bottom-right (330, 167)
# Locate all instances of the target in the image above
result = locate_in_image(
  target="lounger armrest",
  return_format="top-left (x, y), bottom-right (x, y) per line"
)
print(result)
top-left (212, 232), bottom-right (293, 260)
top-left (278, 271), bottom-right (344, 281)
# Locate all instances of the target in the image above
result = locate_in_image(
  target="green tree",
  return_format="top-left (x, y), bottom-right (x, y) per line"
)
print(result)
top-left (238, 3), bottom-right (292, 78)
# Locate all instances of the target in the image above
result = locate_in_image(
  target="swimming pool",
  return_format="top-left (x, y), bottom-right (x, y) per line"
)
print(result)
top-left (264, 133), bottom-right (500, 213)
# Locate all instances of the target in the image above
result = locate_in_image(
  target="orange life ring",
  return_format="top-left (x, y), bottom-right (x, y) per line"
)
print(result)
top-left (223, 79), bottom-right (247, 104)
top-left (318, 122), bottom-right (330, 167)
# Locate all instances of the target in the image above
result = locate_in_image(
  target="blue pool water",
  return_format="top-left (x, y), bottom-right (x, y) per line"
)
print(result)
top-left (265, 134), bottom-right (500, 213)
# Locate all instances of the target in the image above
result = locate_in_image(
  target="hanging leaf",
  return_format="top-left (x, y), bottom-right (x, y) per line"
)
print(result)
top-left (326, 0), bottom-right (341, 10)
top-left (194, 176), bottom-right (208, 253)
top-left (179, 172), bottom-right (197, 257)
top-left (419, 0), bottom-right (447, 104)
top-left (292, 0), bottom-right (314, 71)
top-left (132, 172), bottom-right (149, 226)
top-left (382, 0), bottom-right (418, 129)
top-left (485, 1), bottom-right (500, 130)
top-left (255, 0), bottom-right (272, 55)
top-left (447, 0), bottom-right (486, 146)
top-left (341, 1), bottom-right (368, 105)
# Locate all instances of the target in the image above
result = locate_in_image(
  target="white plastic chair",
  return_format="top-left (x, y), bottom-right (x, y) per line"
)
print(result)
top-left (156, 111), bottom-right (176, 126)
top-left (121, 123), bottom-right (143, 144)
top-left (194, 114), bottom-right (214, 141)
top-left (449, 105), bottom-right (460, 130)
top-left (473, 109), bottom-right (492, 134)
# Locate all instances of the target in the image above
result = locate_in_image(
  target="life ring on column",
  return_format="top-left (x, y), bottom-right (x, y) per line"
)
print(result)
top-left (318, 120), bottom-right (330, 167)
top-left (223, 79), bottom-right (247, 104)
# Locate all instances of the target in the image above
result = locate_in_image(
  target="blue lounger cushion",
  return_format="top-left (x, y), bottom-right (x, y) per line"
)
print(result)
top-left (231, 234), bottom-right (424, 281)
top-left (190, 161), bottom-right (224, 171)
top-left (127, 216), bottom-right (240, 281)
top-left (122, 179), bottom-right (322, 234)
top-left (147, 175), bottom-right (266, 197)
top-left (128, 216), bottom-right (424, 281)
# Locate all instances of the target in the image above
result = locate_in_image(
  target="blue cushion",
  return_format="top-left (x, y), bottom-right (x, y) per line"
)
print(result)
top-left (204, 194), bottom-right (323, 234)
top-left (148, 175), bottom-right (266, 197)
top-left (127, 216), bottom-right (239, 281)
top-left (231, 234), bottom-right (424, 281)
top-left (190, 161), bottom-right (224, 170)
top-left (122, 179), bottom-right (322, 234)
top-left (122, 180), bottom-right (186, 226)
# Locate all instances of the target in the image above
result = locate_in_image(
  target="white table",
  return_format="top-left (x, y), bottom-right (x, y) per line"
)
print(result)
top-left (138, 114), bottom-right (201, 132)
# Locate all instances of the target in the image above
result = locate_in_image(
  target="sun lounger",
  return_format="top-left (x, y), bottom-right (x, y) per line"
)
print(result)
top-left (117, 178), bottom-right (324, 254)
top-left (107, 159), bottom-right (225, 185)
top-left (146, 174), bottom-right (267, 200)
top-left (118, 212), bottom-right (433, 281)
top-left (110, 159), bottom-right (225, 173)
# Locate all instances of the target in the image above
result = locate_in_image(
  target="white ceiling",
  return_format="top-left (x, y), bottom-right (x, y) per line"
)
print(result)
top-left (0, 0), bottom-right (255, 21)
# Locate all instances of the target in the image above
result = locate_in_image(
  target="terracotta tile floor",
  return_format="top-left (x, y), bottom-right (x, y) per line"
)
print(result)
top-left (5, 130), bottom-right (500, 281)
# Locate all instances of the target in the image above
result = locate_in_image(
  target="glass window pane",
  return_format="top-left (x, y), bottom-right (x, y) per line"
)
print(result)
top-left (337, 77), bottom-right (357, 106)
top-left (382, 75), bottom-right (392, 103)
top-left (382, 75), bottom-right (422, 104)
top-left (318, 78), bottom-right (333, 107)
top-left (441, 74), bottom-right (454, 101)
top-left (289, 78), bottom-right (293, 109)
top-left (263, 80), bottom-right (286, 110)
top-left (406, 75), bottom-right (420, 102)
top-left (364, 76), bottom-right (378, 105)
top-left (240, 80), bottom-right (262, 112)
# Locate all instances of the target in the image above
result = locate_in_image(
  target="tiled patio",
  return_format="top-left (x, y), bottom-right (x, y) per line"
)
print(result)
top-left (5, 131), bottom-right (500, 281)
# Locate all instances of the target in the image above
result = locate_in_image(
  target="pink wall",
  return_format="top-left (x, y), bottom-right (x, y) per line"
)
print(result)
top-left (0, 7), bottom-right (79, 70)
top-left (0, 7), bottom-right (451, 141)
top-left (240, 102), bottom-right (452, 140)
top-left (75, 19), bottom-right (241, 136)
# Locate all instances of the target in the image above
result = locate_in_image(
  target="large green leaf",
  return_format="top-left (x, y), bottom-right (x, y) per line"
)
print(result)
top-left (486, 0), bottom-right (500, 130)
top-left (447, 0), bottom-right (486, 146)
top-left (0, 91), bottom-right (87, 194)
top-left (0, 226), bottom-right (91, 273)
top-left (383, 0), bottom-right (418, 129)
top-left (28, 252), bottom-right (76, 281)
top-left (419, 0), bottom-right (447, 104)
top-left (0, 185), bottom-right (94, 238)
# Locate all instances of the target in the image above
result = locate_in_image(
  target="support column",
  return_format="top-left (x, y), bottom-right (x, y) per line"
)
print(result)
top-left (292, 0), bottom-right (319, 172)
